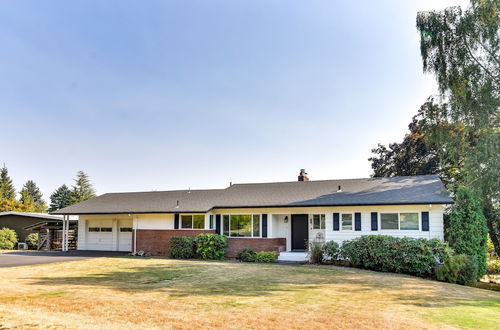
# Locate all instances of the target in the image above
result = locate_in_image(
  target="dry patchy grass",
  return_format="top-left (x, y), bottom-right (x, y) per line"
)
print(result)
top-left (0, 257), bottom-right (499, 329)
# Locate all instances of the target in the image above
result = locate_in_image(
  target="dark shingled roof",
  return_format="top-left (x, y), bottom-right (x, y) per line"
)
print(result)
top-left (51, 175), bottom-right (453, 215)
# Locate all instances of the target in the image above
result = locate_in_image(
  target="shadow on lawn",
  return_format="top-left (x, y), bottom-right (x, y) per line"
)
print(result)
top-left (24, 260), bottom-right (500, 303)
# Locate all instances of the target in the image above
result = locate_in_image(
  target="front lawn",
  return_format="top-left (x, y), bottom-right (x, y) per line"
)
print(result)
top-left (0, 257), bottom-right (498, 329)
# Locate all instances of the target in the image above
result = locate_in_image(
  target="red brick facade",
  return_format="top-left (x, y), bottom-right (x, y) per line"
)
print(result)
top-left (226, 237), bottom-right (286, 258)
top-left (134, 229), bottom-right (286, 257)
top-left (135, 229), bottom-right (215, 255)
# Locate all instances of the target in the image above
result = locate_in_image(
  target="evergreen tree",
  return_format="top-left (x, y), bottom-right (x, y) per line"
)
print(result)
top-left (448, 186), bottom-right (489, 279)
top-left (20, 180), bottom-right (46, 212)
top-left (0, 164), bottom-right (15, 200)
top-left (70, 171), bottom-right (96, 203)
top-left (48, 184), bottom-right (72, 212)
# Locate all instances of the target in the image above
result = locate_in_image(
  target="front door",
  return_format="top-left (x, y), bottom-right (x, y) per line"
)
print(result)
top-left (291, 214), bottom-right (308, 250)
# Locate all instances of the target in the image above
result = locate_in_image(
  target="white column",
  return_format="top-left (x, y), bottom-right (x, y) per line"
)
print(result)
top-left (112, 219), bottom-right (119, 251)
top-left (62, 215), bottom-right (66, 252)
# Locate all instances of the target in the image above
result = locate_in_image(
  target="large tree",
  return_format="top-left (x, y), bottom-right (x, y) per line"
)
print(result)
top-left (0, 165), bottom-right (15, 200)
top-left (369, 100), bottom-right (467, 187)
top-left (417, 0), bottom-right (500, 254)
top-left (70, 171), bottom-right (96, 204)
top-left (19, 180), bottom-right (46, 212)
top-left (48, 184), bottom-right (72, 212)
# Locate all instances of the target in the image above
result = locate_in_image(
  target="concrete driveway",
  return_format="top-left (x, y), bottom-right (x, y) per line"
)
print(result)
top-left (0, 251), bottom-right (128, 268)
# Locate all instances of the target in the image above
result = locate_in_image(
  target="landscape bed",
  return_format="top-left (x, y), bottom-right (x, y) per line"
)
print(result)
top-left (0, 257), bottom-right (499, 329)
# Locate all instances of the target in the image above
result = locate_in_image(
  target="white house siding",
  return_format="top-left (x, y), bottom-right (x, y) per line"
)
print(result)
top-left (214, 204), bottom-right (444, 251)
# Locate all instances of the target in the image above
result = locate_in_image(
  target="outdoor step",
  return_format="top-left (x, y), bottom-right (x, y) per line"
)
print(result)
top-left (277, 252), bottom-right (308, 262)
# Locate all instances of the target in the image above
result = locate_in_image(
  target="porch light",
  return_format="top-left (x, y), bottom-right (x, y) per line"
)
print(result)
top-left (284, 216), bottom-right (288, 223)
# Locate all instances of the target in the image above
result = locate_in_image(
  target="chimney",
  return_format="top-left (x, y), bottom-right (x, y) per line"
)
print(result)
top-left (298, 169), bottom-right (309, 182)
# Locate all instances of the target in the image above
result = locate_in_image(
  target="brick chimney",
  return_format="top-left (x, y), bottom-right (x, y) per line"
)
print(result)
top-left (298, 169), bottom-right (309, 182)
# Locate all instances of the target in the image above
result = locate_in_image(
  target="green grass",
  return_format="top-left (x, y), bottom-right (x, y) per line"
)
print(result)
top-left (426, 299), bottom-right (500, 329)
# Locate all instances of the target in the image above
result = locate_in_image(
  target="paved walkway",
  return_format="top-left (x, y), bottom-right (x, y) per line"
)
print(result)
top-left (0, 251), bottom-right (128, 268)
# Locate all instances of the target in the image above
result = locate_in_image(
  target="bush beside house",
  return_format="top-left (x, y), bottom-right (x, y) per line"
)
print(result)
top-left (171, 234), bottom-right (227, 260)
top-left (0, 227), bottom-right (18, 250)
top-left (170, 236), bottom-right (195, 259)
top-left (25, 233), bottom-right (38, 250)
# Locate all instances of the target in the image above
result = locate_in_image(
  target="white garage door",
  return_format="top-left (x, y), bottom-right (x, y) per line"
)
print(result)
top-left (117, 219), bottom-right (132, 252)
top-left (87, 220), bottom-right (114, 251)
top-left (85, 219), bottom-right (132, 252)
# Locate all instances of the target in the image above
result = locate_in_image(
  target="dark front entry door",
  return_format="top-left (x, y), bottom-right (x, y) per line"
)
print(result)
top-left (291, 214), bottom-right (308, 250)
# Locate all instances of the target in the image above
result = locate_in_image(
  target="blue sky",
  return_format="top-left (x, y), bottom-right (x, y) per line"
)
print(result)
top-left (0, 0), bottom-right (467, 201)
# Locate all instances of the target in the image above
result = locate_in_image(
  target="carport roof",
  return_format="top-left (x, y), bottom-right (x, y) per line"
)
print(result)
top-left (51, 175), bottom-right (453, 215)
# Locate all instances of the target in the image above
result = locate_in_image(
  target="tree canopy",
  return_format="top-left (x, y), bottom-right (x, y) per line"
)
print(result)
top-left (20, 180), bottom-right (46, 212)
top-left (70, 171), bottom-right (96, 204)
top-left (0, 165), bottom-right (15, 200)
top-left (48, 184), bottom-right (72, 212)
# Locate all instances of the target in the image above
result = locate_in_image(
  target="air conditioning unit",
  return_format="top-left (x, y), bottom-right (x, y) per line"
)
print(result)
top-left (18, 242), bottom-right (28, 250)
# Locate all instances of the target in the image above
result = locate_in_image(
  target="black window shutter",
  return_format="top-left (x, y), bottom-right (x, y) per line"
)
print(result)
top-left (215, 214), bottom-right (221, 234)
top-left (371, 212), bottom-right (378, 231)
top-left (422, 212), bottom-right (429, 231)
top-left (262, 214), bottom-right (268, 237)
top-left (355, 212), bottom-right (361, 231)
top-left (174, 213), bottom-right (179, 229)
top-left (333, 213), bottom-right (340, 231)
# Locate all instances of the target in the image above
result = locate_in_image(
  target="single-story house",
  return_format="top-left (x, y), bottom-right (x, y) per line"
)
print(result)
top-left (0, 211), bottom-right (63, 242)
top-left (51, 171), bottom-right (453, 260)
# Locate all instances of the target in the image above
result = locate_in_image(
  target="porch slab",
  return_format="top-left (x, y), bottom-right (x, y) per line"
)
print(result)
top-left (277, 251), bottom-right (308, 262)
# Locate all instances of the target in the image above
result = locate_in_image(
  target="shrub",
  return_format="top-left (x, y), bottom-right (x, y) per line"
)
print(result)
top-left (254, 251), bottom-right (277, 263)
top-left (323, 241), bottom-right (340, 261)
top-left (170, 236), bottom-right (195, 259)
top-left (194, 233), bottom-right (227, 260)
top-left (487, 259), bottom-right (500, 274)
top-left (435, 254), bottom-right (478, 286)
top-left (25, 233), bottom-right (38, 250)
top-left (340, 235), bottom-right (452, 278)
top-left (0, 227), bottom-right (18, 250)
top-left (448, 186), bottom-right (488, 279)
top-left (308, 241), bottom-right (324, 264)
top-left (236, 248), bottom-right (256, 262)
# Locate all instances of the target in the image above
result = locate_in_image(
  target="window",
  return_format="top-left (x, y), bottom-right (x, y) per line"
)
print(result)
top-left (312, 214), bottom-right (325, 229)
top-left (341, 213), bottom-right (353, 230)
top-left (181, 215), bottom-right (205, 229)
top-left (222, 214), bottom-right (261, 237)
top-left (100, 227), bottom-right (112, 232)
top-left (120, 227), bottom-right (133, 232)
top-left (181, 215), bottom-right (192, 228)
top-left (252, 215), bottom-right (260, 236)
top-left (223, 215), bottom-right (230, 235)
top-left (88, 227), bottom-right (113, 232)
top-left (193, 215), bottom-right (205, 229)
top-left (381, 213), bottom-right (399, 230)
top-left (380, 212), bottom-right (420, 230)
top-left (400, 213), bottom-right (419, 230)
top-left (88, 227), bottom-right (100, 232)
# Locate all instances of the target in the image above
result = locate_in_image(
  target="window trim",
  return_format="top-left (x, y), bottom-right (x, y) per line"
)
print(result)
top-left (340, 212), bottom-right (354, 231)
top-left (379, 212), bottom-right (421, 231)
top-left (179, 214), bottom-right (206, 230)
top-left (221, 214), bottom-right (262, 238)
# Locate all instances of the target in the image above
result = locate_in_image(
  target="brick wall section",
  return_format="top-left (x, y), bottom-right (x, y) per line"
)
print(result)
top-left (226, 237), bottom-right (286, 258)
top-left (135, 229), bottom-right (215, 255)
top-left (135, 229), bottom-right (286, 257)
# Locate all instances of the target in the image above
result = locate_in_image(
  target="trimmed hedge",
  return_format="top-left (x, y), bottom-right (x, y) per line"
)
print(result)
top-left (170, 236), bottom-right (195, 259)
top-left (236, 248), bottom-right (256, 262)
top-left (340, 235), bottom-right (451, 278)
top-left (0, 227), bottom-right (18, 250)
top-left (194, 233), bottom-right (227, 260)
top-left (323, 241), bottom-right (340, 260)
top-left (254, 251), bottom-right (277, 263)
